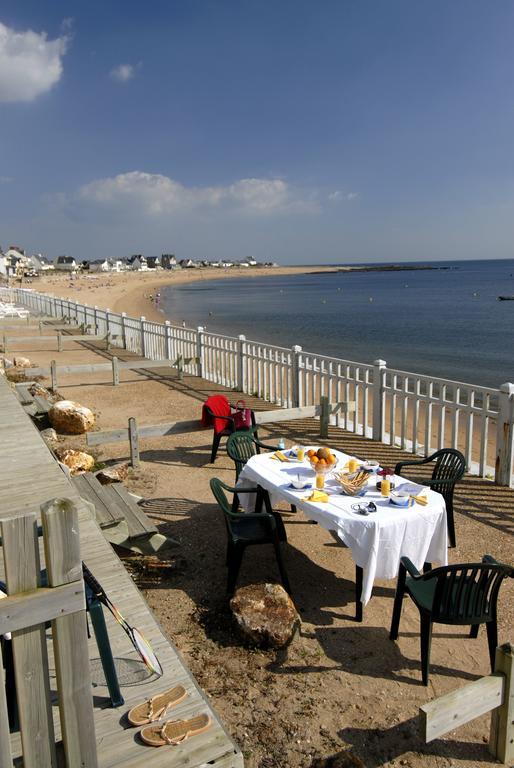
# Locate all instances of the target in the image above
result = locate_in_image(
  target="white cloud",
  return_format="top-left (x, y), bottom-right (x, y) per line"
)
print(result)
top-left (329, 190), bottom-right (359, 201)
top-left (77, 171), bottom-right (308, 216)
top-left (110, 63), bottom-right (137, 82)
top-left (0, 21), bottom-right (68, 102)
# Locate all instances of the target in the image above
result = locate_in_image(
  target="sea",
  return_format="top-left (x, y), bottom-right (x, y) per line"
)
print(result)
top-left (160, 259), bottom-right (514, 390)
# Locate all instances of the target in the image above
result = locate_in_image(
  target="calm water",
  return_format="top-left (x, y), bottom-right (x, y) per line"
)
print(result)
top-left (160, 259), bottom-right (514, 389)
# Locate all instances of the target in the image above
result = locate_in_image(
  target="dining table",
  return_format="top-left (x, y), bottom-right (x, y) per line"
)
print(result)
top-left (236, 446), bottom-right (448, 620)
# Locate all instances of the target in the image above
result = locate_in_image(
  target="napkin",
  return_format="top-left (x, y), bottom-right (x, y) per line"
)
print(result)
top-left (271, 451), bottom-right (289, 462)
top-left (411, 492), bottom-right (428, 506)
top-left (303, 490), bottom-right (329, 503)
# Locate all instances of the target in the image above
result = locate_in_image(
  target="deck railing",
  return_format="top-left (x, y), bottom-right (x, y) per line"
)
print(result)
top-left (2, 286), bottom-right (513, 486)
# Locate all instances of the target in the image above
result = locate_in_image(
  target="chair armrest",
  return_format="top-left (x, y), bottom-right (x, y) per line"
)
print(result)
top-left (482, 554), bottom-right (500, 566)
top-left (399, 556), bottom-right (422, 579)
top-left (255, 439), bottom-right (280, 451)
top-left (395, 457), bottom-right (430, 474)
top-left (228, 511), bottom-right (276, 529)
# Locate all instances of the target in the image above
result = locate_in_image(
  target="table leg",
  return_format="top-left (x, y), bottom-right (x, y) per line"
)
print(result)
top-left (355, 565), bottom-right (363, 622)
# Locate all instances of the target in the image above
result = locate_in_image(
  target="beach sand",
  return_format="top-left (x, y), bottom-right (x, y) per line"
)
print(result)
top-left (28, 265), bottom-right (339, 323)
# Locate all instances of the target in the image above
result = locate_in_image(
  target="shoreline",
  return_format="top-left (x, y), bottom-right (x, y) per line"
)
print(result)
top-left (24, 265), bottom-right (341, 323)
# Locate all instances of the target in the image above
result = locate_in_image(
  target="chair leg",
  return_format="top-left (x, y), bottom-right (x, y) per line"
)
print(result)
top-left (390, 563), bottom-right (407, 640)
top-left (469, 624), bottom-right (480, 639)
top-left (211, 432), bottom-right (223, 463)
top-left (227, 545), bottom-right (244, 596)
top-left (88, 598), bottom-right (124, 707)
top-left (272, 538), bottom-right (291, 595)
top-left (446, 504), bottom-right (456, 548)
top-left (290, 504), bottom-right (297, 514)
top-left (420, 614), bottom-right (433, 686)
top-left (355, 565), bottom-right (363, 622)
top-left (486, 621), bottom-right (498, 671)
top-left (260, 488), bottom-right (287, 542)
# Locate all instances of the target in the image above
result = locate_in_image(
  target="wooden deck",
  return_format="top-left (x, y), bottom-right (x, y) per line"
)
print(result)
top-left (0, 374), bottom-right (243, 767)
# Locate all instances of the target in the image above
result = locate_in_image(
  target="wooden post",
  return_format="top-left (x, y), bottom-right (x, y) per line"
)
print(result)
top-left (237, 334), bottom-right (246, 392)
top-left (291, 345), bottom-right (302, 408)
top-left (57, 332), bottom-right (63, 353)
top-left (121, 312), bottom-right (127, 349)
top-left (41, 498), bottom-right (98, 768)
top-left (112, 356), bottom-right (119, 386)
top-left (105, 307), bottom-right (110, 340)
top-left (1, 513), bottom-right (57, 768)
top-left (165, 320), bottom-right (173, 360)
top-left (106, 333), bottom-right (111, 351)
top-left (0, 646), bottom-right (13, 766)
top-left (39, 320), bottom-right (43, 335)
top-left (320, 396), bottom-right (329, 438)
top-left (140, 316), bottom-right (146, 358)
top-left (196, 326), bottom-right (204, 378)
top-left (2, 333), bottom-right (6, 353)
top-left (93, 306), bottom-right (99, 334)
top-left (50, 360), bottom-right (58, 391)
top-left (495, 383), bottom-right (514, 488)
top-left (490, 642), bottom-right (514, 763)
top-left (128, 417), bottom-right (140, 467)
top-left (373, 359), bottom-right (387, 442)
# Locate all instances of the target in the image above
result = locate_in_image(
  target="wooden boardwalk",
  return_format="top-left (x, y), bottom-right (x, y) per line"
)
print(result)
top-left (0, 374), bottom-right (243, 767)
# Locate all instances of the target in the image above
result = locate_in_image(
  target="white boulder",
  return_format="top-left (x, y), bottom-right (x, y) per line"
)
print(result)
top-left (49, 400), bottom-right (95, 434)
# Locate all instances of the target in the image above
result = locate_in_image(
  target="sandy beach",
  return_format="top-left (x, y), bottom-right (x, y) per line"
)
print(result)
top-left (27, 265), bottom-right (339, 324)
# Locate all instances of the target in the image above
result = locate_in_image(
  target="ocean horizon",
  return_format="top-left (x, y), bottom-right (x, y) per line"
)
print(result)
top-left (160, 258), bottom-right (514, 390)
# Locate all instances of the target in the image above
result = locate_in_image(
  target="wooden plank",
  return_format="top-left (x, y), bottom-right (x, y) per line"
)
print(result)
top-left (420, 673), bottom-right (504, 743)
top-left (489, 643), bottom-right (514, 764)
top-left (112, 356), bottom-right (119, 386)
top-left (72, 473), bottom-right (126, 527)
top-left (27, 358), bottom-right (176, 378)
top-left (1, 513), bottom-right (57, 768)
top-left (0, 645), bottom-right (14, 768)
top-left (104, 484), bottom-right (158, 538)
top-left (41, 498), bottom-right (98, 768)
top-left (0, 582), bottom-right (85, 634)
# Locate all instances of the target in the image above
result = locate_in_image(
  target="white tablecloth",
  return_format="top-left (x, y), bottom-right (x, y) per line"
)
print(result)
top-left (237, 448), bottom-right (448, 605)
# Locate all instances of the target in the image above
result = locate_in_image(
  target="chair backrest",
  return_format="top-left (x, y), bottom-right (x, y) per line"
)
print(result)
top-left (202, 395), bottom-right (232, 434)
top-left (226, 430), bottom-right (259, 480)
top-left (424, 560), bottom-right (513, 624)
top-left (429, 448), bottom-right (466, 498)
top-left (210, 477), bottom-right (232, 516)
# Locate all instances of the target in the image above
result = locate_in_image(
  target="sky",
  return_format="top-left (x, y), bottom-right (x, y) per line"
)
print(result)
top-left (1, 1), bottom-right (514, 264)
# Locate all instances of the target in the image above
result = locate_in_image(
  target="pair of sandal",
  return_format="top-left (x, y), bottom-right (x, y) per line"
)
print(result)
top-left (127, 684), bottom-right (211, 747)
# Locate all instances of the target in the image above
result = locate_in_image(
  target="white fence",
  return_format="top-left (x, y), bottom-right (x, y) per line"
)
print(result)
top-left (2, 286), bottom-right (513, 486)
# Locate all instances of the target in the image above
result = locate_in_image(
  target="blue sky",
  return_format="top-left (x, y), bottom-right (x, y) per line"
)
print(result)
top-left (1, 1), bottom-right (514, 264)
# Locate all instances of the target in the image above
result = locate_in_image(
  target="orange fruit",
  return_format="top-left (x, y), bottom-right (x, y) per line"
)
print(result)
top-left (319, 458), bottom-right (327, 466)
top-left (307, 449), bottom-right (316, 458)
top-left (317, 447), bottom-right (331, 461)
top-left (311, 455), bottom-right (319, 464)
top-left (328, 454), bottom-right (336, 464)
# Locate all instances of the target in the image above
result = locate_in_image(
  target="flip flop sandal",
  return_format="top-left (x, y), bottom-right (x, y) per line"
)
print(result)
top-left (127, 685), bottom-right (188, 726)
top-left (140, 713), bottom-right (212, 747)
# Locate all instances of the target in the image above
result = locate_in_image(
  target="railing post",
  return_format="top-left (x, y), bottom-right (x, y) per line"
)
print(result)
top-left (164, 321), bottom-right (173, 360)
top-left (93, 306), bottom-right (99, 335)
top-left (373, 359), bottom-right (387, 442)
top-left (112, 357), bottom-right (119, 386)
top-left (121, 312), bottom-right (127, 349)
top-left (50, 360), bottom-right (58, 391)
top-left (495, 382), bottom-right (514, 487)
top-left (237, 334), bottom-right (246, 392)
top-left (489, 642), bottom-right (514, 763)
top-left (196, 326), bottom-right (204, 378)
top-left (105, 308), bottom-right (110, 339)
top-left (320, 395), bottom-right (329, 439)
top-left (140, 316), bottom-right (146, 358)
top-left (128, 417), bottom-right (140, 468)
top-left (291, 345), bottom-right (302, 408)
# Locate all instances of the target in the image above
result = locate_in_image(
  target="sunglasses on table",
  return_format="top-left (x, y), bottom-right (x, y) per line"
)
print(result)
top-left (351, 501), bottom-right (377, 516)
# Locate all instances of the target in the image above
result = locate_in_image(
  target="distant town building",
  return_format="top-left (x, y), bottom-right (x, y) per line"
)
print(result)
top-left (88, 258), bottom-right (110, 272)
top-left (54, 255), bottom-right (77, 271)
top-left (127, 255), bottom-right (148, 271)
top-left (161, 254), bottom-right (177, 269)
top-left (29, 254), bottom-right (54, 272)
top-left (146, 256), bottom-right (161, 270)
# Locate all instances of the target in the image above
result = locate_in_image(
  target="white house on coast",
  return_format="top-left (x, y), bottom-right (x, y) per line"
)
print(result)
top-left (54, 255), bottom-right (77, 271)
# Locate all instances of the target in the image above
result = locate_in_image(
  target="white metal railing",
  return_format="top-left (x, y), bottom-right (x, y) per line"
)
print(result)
top-left (2, 286), bottom-right (512, 486)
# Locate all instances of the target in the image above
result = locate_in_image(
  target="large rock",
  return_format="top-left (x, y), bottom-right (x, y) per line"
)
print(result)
top-left (2, 358), bottom-right (13, 369)
top-left (54, 448), bottom-right (95, 476)
top-left (95, 462), bottom-right (130, 485)
top-left (230, 583), bottom-right (300, 648)
top-left (13, 356), bottom-right (31, 368)
top-left (49, 400), bottom-right (95, 434)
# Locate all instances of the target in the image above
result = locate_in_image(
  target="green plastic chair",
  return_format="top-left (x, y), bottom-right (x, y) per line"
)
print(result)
top-left (210, 478), bottom-right (291, 596)
top-left (226, 428), bottom-right (279, 481)
top-left (390, 555), bottom-right (514, 685)
top-left (226, 429), bottom-right (298, 515)
top-left (395, 448), bottom-right (466, 548)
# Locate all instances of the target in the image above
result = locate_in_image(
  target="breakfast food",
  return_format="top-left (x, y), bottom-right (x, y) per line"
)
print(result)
top-left (334, 469), bottom-right (369, 495)
top-left (308, 447), bottom-right (337, 473)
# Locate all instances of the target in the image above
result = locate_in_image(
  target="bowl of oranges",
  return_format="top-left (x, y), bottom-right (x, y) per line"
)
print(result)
top-left (307, 447), bottom-right (338, 475)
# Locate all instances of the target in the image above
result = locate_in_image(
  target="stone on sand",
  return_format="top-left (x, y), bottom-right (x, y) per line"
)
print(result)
top-left (96, 462), bottom-right (130, 484)
top-left (230, 583), bottom-right (300, 648)
top-left (54, 448), bottom-right (95, 476)
top-left (49, 400), bottom-right (95, 434)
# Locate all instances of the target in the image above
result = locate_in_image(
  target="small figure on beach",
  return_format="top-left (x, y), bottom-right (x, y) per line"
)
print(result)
top-left (155, 292), bottom-right (161, 305)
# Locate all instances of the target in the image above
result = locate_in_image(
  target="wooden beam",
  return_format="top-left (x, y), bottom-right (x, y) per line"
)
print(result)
top-left (128, 416), bottom-right (139, 467)
top-left (0, 582), bottom-right (85, 635)
top-left (490, 643), bottom-right (514, 764)
top-left (420, 673), bottom-right (504, 743)
top-left (86, 418), bottom-right (203, 446)
top-left (27, 357), bottom-right (176, 378)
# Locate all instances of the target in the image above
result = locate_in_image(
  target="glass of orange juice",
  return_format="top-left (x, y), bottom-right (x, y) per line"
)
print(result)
top-left (348, 457), bottom-right (359, 473)
top-left (297, 446), bottom-right (305, 462)
top-left (315, 472), bottom-right (325, 490)
top-left (381, 476), bottom-right (391, 497)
